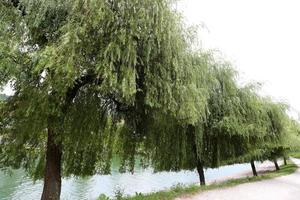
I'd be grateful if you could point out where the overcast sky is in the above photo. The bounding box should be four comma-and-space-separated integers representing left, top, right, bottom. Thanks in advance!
179, 0, 300, 117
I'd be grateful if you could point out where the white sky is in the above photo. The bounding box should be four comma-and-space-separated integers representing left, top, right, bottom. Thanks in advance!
179, 0, 300, 118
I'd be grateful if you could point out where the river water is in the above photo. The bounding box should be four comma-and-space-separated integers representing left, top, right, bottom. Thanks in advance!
0, 163, 251, 200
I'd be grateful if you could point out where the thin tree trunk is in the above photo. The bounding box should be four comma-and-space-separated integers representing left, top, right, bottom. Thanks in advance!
188, 124, 206, 186
274, 159, 280, 171
283, 157, 287, 165
250, 160, 258, 176
197, 161, 206, 186
41, 127, 62, 200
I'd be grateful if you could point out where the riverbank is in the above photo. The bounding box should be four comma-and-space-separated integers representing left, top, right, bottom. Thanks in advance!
178, 158, 300, 200
115, 160, 297, 200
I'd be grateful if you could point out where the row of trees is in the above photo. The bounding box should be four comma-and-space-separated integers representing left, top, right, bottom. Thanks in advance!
139, 60, 300, 185
0, 0, 299, 200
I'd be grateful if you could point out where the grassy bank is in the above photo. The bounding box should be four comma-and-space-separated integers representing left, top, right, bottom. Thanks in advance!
104, 161, 297, 200
290, 152, 300, 159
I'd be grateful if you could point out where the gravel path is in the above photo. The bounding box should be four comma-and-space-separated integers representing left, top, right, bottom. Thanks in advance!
176, 158, 300, 200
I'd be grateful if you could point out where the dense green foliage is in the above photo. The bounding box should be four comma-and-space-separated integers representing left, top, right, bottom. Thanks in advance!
1, 0, 300, 199
139, 55, 300, 184
0, 0, 209, 199
0, 0, 202, 177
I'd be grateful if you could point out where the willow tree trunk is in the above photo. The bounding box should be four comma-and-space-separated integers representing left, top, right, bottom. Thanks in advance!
41, 127, 62, 200
250, 160, 258, 176
274, 159, 280, 171
283, 157, 287, 165
197, 161, 206, 186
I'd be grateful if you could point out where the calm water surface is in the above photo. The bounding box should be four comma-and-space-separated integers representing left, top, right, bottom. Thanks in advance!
0, 163, 251, 200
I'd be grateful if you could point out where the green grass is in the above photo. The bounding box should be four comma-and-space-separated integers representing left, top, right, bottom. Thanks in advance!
290, 152, 300, 159
115, 161, 298, 200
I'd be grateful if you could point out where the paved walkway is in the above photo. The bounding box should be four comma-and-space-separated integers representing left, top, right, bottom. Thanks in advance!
177, 159, 300, 200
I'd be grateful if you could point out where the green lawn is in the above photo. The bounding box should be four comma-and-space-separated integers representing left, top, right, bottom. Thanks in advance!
290, 152, 300, 159
107, 161, 297, 200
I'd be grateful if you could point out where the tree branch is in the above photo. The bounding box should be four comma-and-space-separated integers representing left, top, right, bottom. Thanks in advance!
8, 0, 26, 16
62, 73, 102, 112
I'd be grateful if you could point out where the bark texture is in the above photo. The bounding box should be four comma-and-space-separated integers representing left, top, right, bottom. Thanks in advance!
41, 127, 62, 200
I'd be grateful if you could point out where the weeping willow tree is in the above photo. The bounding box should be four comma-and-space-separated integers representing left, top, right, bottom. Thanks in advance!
192, 63, 245, 185
198, 78, 299, 179
260, 100, 293, 170
237, 99, 292, 172
141, 56, 248, 186
115, 50, 210, 174
227, 87, 275, 176
233, 95, 299, 175
285, 119, 300, 157
140, 54, 300, 186
0, 1, 203, 199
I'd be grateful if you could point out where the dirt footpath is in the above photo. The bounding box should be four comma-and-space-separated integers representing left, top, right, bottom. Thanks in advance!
176, 159, 300, 200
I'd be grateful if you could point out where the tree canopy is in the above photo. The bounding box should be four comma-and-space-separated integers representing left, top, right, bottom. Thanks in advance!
0, 0, 208, 199
139, 56, 300, 185
1, 0, 300, 199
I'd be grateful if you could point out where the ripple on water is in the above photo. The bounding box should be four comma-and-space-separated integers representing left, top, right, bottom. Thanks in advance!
0, 163, 252, 200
